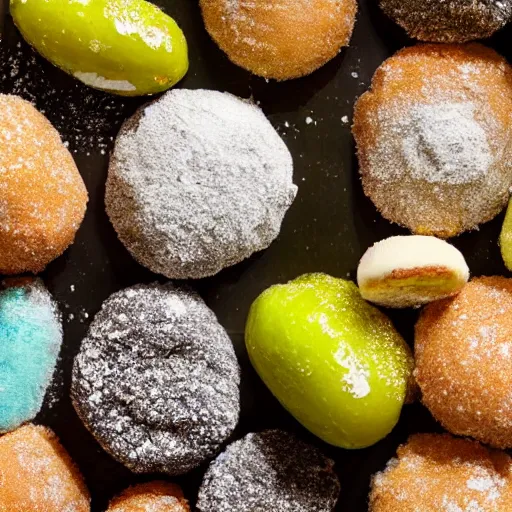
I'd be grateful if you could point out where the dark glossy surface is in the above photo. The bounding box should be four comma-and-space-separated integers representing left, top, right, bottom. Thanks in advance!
0, 1, 510, 510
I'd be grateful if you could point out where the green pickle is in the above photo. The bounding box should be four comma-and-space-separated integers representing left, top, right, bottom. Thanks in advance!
500, 198, 512, 271
10, 0, 188, 96
245, 273, 414, 449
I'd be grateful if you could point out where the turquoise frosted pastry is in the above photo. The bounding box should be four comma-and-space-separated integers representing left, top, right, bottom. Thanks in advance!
0, 279, 62, 432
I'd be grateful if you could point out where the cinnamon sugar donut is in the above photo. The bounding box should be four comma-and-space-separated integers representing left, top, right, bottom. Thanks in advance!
0, 95, 87, 274
353, 44, 512, 238
0, 424, 90, 512
370, 433, 512, 511
415, 276, 512, 448
107, 482, 189, 512
200, 0, 357, 80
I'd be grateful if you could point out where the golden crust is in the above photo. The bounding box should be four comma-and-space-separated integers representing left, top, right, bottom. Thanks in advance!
369, 433, 512, 511
107, 481, 190, 512
415, 276, 512, 448
0, 424, 90, 512
353, 44, 512, 238
200, 0, 357, 80
361, 265, 463, 308
0, 94, 87, 274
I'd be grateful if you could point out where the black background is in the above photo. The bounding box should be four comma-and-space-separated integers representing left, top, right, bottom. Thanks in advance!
0, 1, 510, 510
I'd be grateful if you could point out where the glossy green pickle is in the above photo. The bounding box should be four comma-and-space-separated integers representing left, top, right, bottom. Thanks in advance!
501, 199, 512, 271
245, 273, 414, 449
10, 0, 188, 96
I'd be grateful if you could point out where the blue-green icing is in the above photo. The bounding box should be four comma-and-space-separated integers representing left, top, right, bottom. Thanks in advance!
0, 280, 62, 432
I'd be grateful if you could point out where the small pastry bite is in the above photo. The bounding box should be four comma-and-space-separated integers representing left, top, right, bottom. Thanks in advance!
197, 430, 340, 512
245, 273, 414, 449
353, 44, 512, 238
357, 235, 469, 308
72, 283, 240, 475
106, 89, 297, 279
0, 278, 62, 433
107, 481, 189, 512
0, 94, 87, 273
0, 424, 90, 511
200, 0, 357, 80
379, 0, 512, 43
415, 276, 512, 448
369, 433, 512, 511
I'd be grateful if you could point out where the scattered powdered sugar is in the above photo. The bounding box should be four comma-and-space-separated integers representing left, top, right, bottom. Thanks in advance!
0, 38, 129, 153
105, 89, 297, 280
401, 102, 492, 185
197, 430, 340, 512
71, 282, 240, 475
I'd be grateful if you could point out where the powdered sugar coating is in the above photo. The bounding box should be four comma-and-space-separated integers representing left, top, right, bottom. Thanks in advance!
0, 424, 90, 512
353, 44, 512, 238
369, 433, 512, 511
71, 282, 240, 475
197, 430, 340, 512
200, 0, 357, 80
107, 481, 189, 512
106, 89, 297, 279
380, 0, 512, 43
415, 277, 512, 448
0, 94, 88, 273
0, 278, 62, 433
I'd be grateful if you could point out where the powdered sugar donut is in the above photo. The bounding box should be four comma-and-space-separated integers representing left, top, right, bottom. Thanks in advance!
197, 430, 340, 512
0, 424, 90, 511
353, 44, 512, 238
106, 89, 297, 279
72, 282, 240, 475
357, 235, 469, 308
415, 277, 512, 448
200, 0, 357, 80
369, 433, 512, 511
380, 0, 512, 43
107, 482, 189, 512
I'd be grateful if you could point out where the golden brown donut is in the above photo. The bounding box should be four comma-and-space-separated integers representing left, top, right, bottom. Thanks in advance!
353, 44, 512, 238
107, 481, 190, 512
200, 0, 357, 80
0, 424, 90, 512
0, 94, 88, 274
415, 276, 512, 448
369, 433, 512, 511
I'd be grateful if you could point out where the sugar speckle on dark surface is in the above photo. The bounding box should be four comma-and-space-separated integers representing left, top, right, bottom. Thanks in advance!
0, 31, 133, 153
71, 282, 241, 476
197, 430, 341, 512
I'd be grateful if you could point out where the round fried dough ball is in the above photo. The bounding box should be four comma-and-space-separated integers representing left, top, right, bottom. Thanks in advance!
107, 482, 189, 511
379, 0, 512, 43
0, 424, 90, 512
369, 433, 512, 511
0, 94, 87, 274
353, 44, 512, 238
415, 276, 512, 448
200, 0, 357, 80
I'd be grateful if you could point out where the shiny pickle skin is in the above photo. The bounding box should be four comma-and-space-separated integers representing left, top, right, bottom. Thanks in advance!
245, 273, 414, 449
501, 198, 512, 271
10, 0, 188, 96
